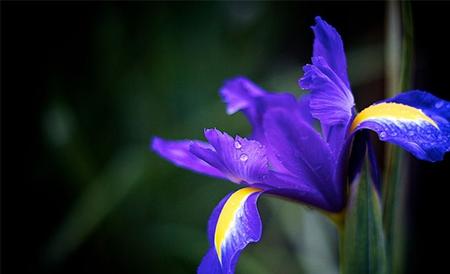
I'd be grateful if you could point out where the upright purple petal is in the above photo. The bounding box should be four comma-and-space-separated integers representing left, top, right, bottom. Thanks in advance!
263, 109, 344, 211
351, 91, 450, 162
220, 77, 314, 143
151, 137, 225, 179
300, 57, 354, 161
300, 17, 355, 157
198, 187, 264, 274
220, 77, 266, 115
312, 16, 350, 88
300, 57, 354, 126
190, 129, 269, 185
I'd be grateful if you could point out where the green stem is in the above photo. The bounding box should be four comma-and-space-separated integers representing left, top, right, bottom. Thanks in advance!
383, 1, 413, 274
399, 1, 414, 91
338, 226, 345, 274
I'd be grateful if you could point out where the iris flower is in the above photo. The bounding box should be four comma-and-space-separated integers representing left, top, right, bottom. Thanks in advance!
151, 17, 450, 274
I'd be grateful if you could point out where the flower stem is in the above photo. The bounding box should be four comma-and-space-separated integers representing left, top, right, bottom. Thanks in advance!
383, 1, 413, 274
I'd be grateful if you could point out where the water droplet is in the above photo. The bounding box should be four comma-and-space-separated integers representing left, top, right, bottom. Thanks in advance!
435, 101, 444, 109
407, 130, 415, 136
391, 131, 397, 137
380, 132, 387, 138
239, 154, 248, 162
234, 141, 242, 149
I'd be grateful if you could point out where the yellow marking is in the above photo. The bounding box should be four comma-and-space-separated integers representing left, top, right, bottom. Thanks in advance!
214, 187, 262, 263
351, 102, 438, 132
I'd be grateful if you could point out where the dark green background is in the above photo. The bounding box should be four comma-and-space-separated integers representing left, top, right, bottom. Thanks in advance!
2, 2, 449, 274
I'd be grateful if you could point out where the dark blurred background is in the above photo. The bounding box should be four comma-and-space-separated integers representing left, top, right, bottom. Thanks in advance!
2, 2, 449, 274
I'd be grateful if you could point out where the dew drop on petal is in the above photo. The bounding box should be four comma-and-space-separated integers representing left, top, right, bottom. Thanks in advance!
435, 101, 444, 109
407, 131, 415, 136
380, 131, 387, 138
234, 141, 242, 149
239, 154, 248, 162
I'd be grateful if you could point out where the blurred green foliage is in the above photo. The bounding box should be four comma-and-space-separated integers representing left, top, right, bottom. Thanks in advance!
7, 2, 385, 274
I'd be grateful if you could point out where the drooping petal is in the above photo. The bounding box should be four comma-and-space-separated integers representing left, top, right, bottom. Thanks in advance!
263, 109, 344, 211
312, 16, 350, 88
198, 187, 264, 274
190, 129, 269, 185
220, 77, 314, 143
351, 91, 450, 162
151, 137, 225, 179
384, 90, 450, 121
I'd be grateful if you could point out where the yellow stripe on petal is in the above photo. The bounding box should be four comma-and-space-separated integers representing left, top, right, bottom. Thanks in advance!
351, 102, 438, 132
214, 187, 262, 262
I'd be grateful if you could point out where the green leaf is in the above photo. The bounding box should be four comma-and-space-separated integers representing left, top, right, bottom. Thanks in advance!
341, 158, 386, 274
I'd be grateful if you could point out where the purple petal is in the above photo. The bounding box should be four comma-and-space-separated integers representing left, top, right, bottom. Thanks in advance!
367, 139, 381, 192
151, 137, 225, 179
190, 129, 269, 185
220, 76, 266, 115
312, 16, 350, 88
198, 187, 264, 274
263, 171, 334, 211
351, 91, 450, 162
263, 109, 343, 210
300, 17, 355, 156
347, 131, 367, 185
345, 131, 381, 192
385, 90, 450, 121
300, 57, 354, 126
297, 93, 315, 125
219, 77, 313, 143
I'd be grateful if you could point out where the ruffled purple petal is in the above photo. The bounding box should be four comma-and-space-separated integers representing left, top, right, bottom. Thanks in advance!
300, 57, 354, 126
351, 91, 450, 162
300, 17, 355, 158
312, 16, 350, 88
190, 129, 269, 185
151, 137, 225, 179
198, 187, 264, 274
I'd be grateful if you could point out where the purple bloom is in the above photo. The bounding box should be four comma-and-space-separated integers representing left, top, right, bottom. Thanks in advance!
151, 16, 450, 274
